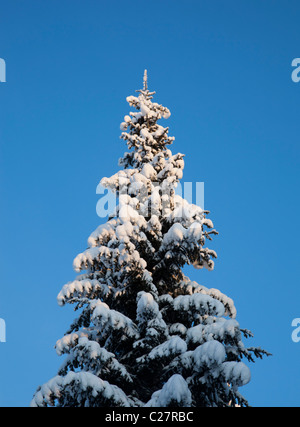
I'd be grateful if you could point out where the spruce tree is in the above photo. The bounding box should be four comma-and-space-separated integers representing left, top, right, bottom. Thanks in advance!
31, 71, 268, 407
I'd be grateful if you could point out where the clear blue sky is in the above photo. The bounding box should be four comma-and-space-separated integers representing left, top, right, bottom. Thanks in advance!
0, 0, 299, 407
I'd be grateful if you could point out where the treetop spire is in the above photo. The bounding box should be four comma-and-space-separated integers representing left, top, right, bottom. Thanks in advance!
136, 69, 155, 99
143, 69, 148, 91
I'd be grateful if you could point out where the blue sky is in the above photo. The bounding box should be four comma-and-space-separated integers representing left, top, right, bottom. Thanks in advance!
0, 0, 299, 407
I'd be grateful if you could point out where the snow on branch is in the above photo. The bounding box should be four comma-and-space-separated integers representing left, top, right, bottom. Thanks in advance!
58, 337, 133, 384
137, 336, 187, 364
145, 374, 192, 407
173, 293, 225, 318
90, 300, 140, 341
30, 371, 135, 407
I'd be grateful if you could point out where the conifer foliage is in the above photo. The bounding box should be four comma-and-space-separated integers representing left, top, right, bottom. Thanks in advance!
32, 72, 268, 407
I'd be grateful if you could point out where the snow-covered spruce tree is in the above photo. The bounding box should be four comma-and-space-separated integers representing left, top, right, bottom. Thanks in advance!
31, 71, 268, 408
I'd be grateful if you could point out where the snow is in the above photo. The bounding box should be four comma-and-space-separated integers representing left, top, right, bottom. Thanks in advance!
31, 371, 133, 407
91, 300, 139, 340
178, 277, 237, 319
146, 375, 192, 407
73, 246, 111, 272
116, 222, 134, 242
193, 340, 226, 370
137, 292, 158, 319
55, 332, 88, 356
88, 220, 118, 248
169, 323, 187, 336
137, 336, 187, 364
58, 337, 133, 384
57, 278, 108, 307
173, 293, 226, 318
221, 362, 251, 387
141, 163, 157, 180
187, 318, 240, 347
119, 204, 140, 223
163, 223, 186, 245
